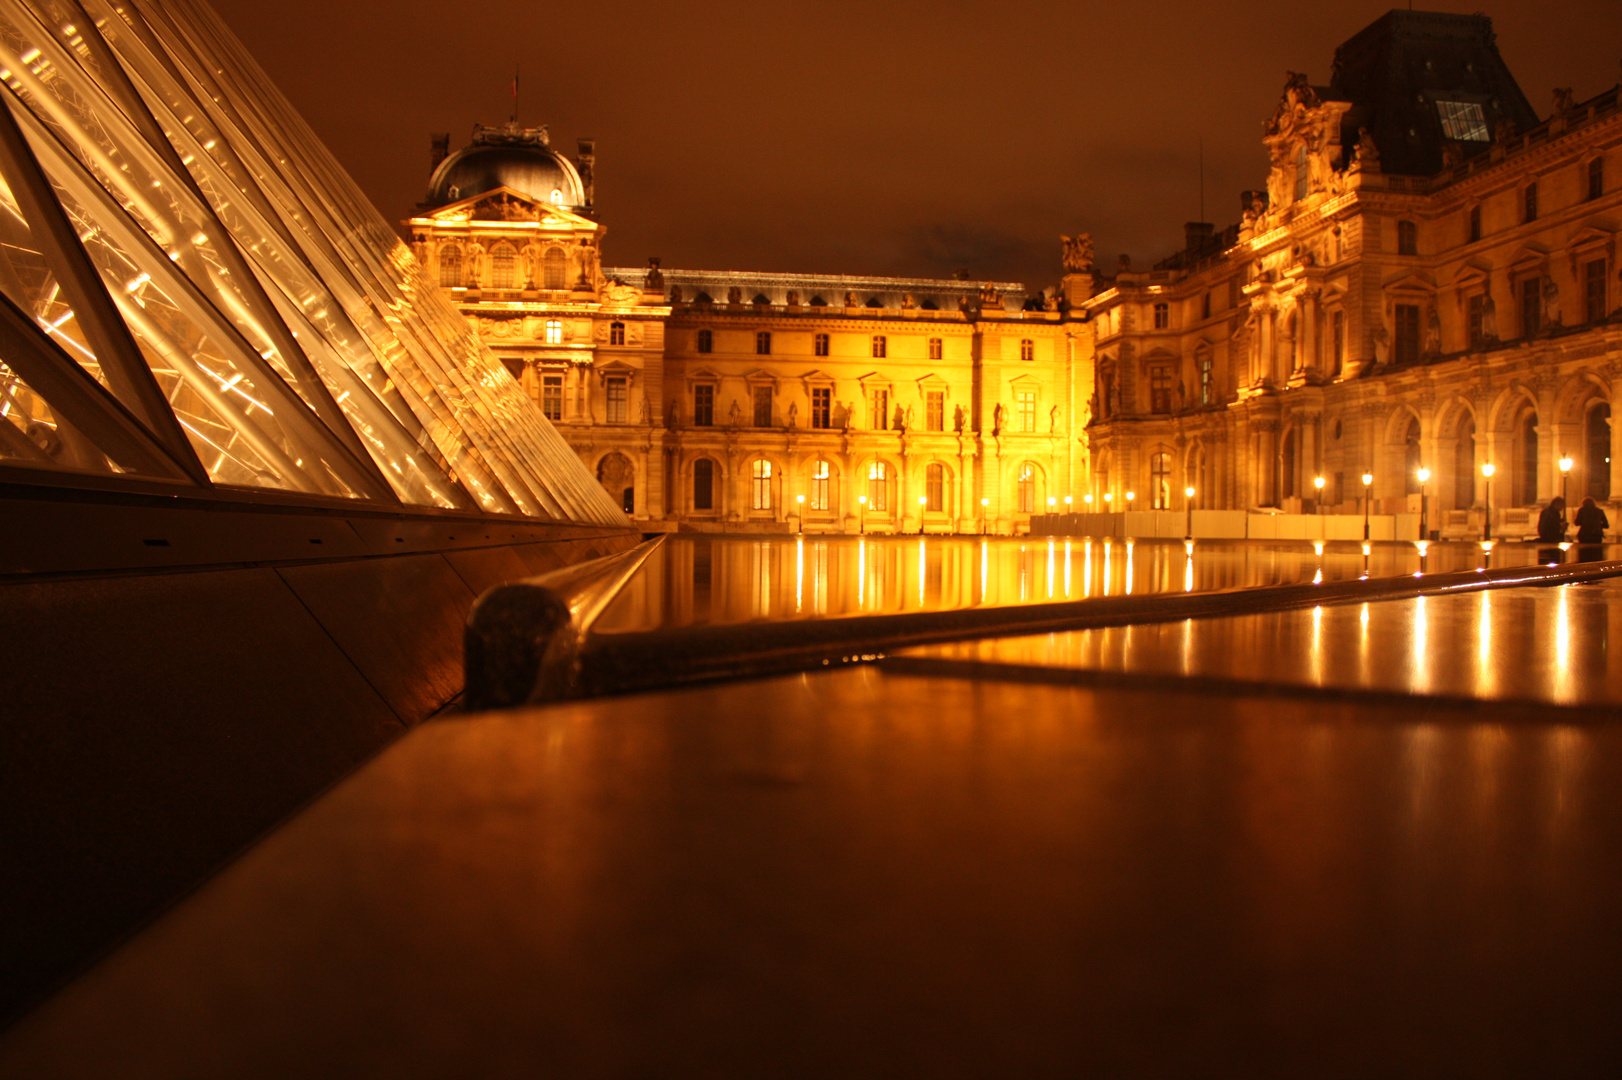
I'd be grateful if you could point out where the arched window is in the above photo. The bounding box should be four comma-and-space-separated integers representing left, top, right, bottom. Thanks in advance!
609, 321, 625, 346
693, 458, 715, 511
1515, 409, 1539, 505
437, 245, 462, 288
1019, 339, 1034, 360
1017, 463, 1037, 513
542, 247, 567, 289
928, 338, 943, 360
751, 459, 772, 510
1151, 452, 1172, 509
925, 463, 945, 512
756, 331, 772, 356
1454, 417, 1477, 509
814, 333, 829, 357
868, 461, 887, 511
1587, 403, 1612, 501
696, 329, 712, 354
871, 335, 887, 358
1404, 417, 1422, 494
1397, 220, 1418, 256
489, 243, 516, 288
810, 459, 831, 510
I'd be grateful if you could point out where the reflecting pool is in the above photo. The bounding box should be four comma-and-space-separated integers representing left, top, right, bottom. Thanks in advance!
595, 535, 1618, 631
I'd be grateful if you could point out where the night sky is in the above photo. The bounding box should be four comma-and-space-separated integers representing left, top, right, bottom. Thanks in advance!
210, 0, 1618, 288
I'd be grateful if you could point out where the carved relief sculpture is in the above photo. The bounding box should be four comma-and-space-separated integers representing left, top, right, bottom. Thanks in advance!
1060, 233, 1096, 273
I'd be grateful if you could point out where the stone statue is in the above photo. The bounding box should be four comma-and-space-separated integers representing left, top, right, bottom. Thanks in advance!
727, 286, 743, 305
980, 283, 1001, 307
644, 257, 664, 292
1441, 142, 1464, 170
1480, 293, 1498, 340
1044, 289, 1060, 312
464, 242, 486, 286
786, 290, 799, 306
1494, 118, 1518, 146
666, 398, 679, 429
1354, 127, 1380, 171
1049, 404, 1060, 433
603, 278, 641, 304
901, 293, 916, 310
728, 399, 741, 427
520, 241, 545, 289
993, 402, 1006, 436
639, 397, 651, 425
953, 404, 966, 433
1544, 276, 1562, 327
904, 404, 915, 431
1553, 87, 1576, 116
1061, 233, 1096, 273
1424, 307, 1442, 356
787, 401, 798, 428
668, 285, 683, 303
845, 291, 857, 307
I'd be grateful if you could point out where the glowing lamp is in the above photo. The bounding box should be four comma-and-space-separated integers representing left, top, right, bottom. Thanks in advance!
1416, 468, 1430, 484
1313, 476, 1325, 490
1361, 473, 1373, 487
1103, 493, 1112, 503
1184, 486, 1195, 499
1048, 497, 1057, 507
796, 494, 805, 504
981, 497, 989, 507
1125, 491, 1135, 502
1559, 457, 1574, 474
919, 495, 928, 506
1065, 495, 1074, 506
1481, 463, 1495, 478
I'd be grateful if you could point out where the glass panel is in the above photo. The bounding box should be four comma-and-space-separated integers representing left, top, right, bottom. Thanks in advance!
0, 357, 114, 472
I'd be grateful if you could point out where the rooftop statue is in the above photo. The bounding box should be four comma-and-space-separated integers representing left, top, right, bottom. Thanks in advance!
1060, 233, 1095, 273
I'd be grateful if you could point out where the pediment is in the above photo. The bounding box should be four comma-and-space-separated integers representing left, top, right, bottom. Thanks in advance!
595, 359, 638, 380
1140, 347, 1179, 365
686, 366, 722, 385
800, 368, 837, 386
1008, 372, 1041, 386
915, 372, 948, 389
1450, 260, 1493, 292
858, 371, 893, 389
420, 185, 598, 231
1569, 224, 1615, 252
1507, 244, 1551, 272
743, 368, 778, 388
1384, 271, 1436, 294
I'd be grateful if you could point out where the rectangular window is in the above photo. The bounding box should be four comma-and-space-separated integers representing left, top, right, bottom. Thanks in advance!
693, 384, 714, 427
1468, 294, 1488, 346
1019, 338, 1035, 360
1153, 302, 1169, 329
925, 464, 944, 513
928, 337, 943, 360
810, 460, 830, 511
544, 319, 563, 345
1149, 365, 1172, 413
609, 322, 625, 345
1397, 220, 1417, 256
810, 387, 831, 429
1525, 183, 1539, 223
814, 333, 829, 356
870, 389, 889, 430
868, 461, 887, 511
1198, 356, 1213, 406
925, 390, 945, 431
753, 385, 772, 427
1590, 157, 1606, 201
751, 460, 771, 511
696, 329, 712, 353
1016, 390, 1036, 432
605, 377, 628, 424
1469, 205, 1482, 243
541, 374, 563, 421
1587, 259, 1608, 323
692, 459, 713, 511
1202, 292, 1212, 320
872, 335, 886, 358
1332, 310, 1344, 373
1523, 277, 1542, 336
1436, 100, 1490, 142
756, 331, 771, 355
1393, 304, 1421, 365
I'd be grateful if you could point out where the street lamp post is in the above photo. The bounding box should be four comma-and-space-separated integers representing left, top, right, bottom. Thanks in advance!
1361, 473, 1374, 541
796, 493, 805, 535
1416, 467, 1430, 541
1559, 456, 1574, 517
1184, 486, 1196, 540
857, 494, 867, 535
1481, 462, 1495, 540
1313, 475, 1325, 515
918, 494, 928, 536
980, 496, 989, 536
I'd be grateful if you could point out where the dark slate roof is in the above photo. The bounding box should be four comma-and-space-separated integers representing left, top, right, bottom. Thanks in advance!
1328, 10, 1539, 177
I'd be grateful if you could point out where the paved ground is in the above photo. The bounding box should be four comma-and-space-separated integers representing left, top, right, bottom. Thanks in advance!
4, 578, 1622, 1077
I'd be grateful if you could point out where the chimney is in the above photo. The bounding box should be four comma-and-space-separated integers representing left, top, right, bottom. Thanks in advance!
429, 133, 449, 173
576, 138, 596, 206
1184, 221, 1215, 252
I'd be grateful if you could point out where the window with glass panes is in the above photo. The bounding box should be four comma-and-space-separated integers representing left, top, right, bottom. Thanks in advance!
1525, 183, 1539, 223
605, 377, 628, 423
925, 464, 944, 512
1149, 366, 1172, 413
810, 387, 831, 428
928, 338, 943, 360
870, 389, 889, 430
1587, 260, 1608, 323
925, 390, 945, 431
1469, 205, 1482, 242
1016, 391, 1036, 432
542, 373, 563, 421
544, 319, 563, 344
871, 335, 886, 358
1590, 157, 1606, 201
693, 384, 714, 426
1198, 355, 1213, 406
1397, 221, 1417, 256
814, 333, 829, 356
1332, 310, 1344, 373
1468, 294, 1488, 345
438, 246, 462, 287
1153, 303, 1169, 329
1393, 305, 1421, 364
756, 331, 771, 355
609, 322, 625, 345
692, 458, 714, 510
868, 461, 887, 510
751, 459, 771, 510
810, 460, 830, 510
697, 329, 712, 353
1523, 278, 1543, 336
1020, 338, 1035, 360
1151, 452, 1172, 509
490, 244, 515, 288
1017, 464, 1036, 513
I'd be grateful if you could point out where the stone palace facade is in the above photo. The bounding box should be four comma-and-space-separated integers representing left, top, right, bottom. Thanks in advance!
410, 9, 1620, 537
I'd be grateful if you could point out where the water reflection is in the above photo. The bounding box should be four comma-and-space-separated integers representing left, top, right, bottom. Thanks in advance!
597, 536, 1614, 632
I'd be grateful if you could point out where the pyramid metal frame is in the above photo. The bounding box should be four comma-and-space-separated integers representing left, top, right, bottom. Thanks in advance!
0, 0, 627, 527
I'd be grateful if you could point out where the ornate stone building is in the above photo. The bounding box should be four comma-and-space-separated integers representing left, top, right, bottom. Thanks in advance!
409, 125, 1089, 533
1081, 10, 1622, 538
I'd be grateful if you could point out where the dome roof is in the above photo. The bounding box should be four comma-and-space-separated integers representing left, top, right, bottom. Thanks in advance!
427, 124, 586, 208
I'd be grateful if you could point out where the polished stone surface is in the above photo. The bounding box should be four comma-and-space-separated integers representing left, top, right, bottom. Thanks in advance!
596, 535, 1617, 631
893, 578, 1622, 711
4, 664, 1622, 1077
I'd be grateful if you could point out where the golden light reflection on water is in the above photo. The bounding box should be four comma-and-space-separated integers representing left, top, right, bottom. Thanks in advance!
596, 535, 1601, 631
